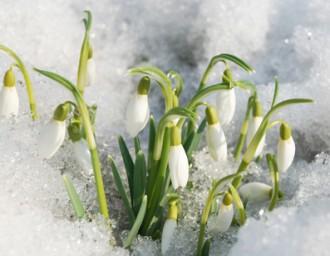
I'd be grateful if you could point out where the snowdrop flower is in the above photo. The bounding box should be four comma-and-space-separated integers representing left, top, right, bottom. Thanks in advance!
205, 106, 227, 161
276, 123, 295, 173
208, 193, 234, 233
239, 182, 272, 203
39, 103, 70, 159
0, 67, 19, 118
216, 69, 236, 125
68, 122, 93, 176
86, 47, 95, 87
125, 76, 150, 137
161, 201, 178, 255
169, 126, 189, 190
246, 100, 266, 158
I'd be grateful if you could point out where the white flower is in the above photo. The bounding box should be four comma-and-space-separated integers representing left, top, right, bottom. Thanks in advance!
39, 119, 66, 159
125, 93, 149, 137
169, 144, 189, 189
239, 182, 272, 203
161, 219, 177, 255
0, 68, 19, 118
73, 139, 93, 176
86, 58, 95, 87
276, 124, 295, 173
246, 116, 266, 157
206, 123, 227, 161
0, 86, 19, 118
216, 88, 236, 125
208, 203, 234, 234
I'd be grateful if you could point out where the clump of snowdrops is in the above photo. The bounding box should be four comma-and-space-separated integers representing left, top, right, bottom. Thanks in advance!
0, 10, 313, 255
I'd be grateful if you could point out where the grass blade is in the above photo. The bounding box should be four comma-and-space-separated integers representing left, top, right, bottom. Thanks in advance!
124, 195, 148, 248
118, 136, 134, 200
133, 150, 147, 215
109, 156, 135, 224
62, 175, 85, 219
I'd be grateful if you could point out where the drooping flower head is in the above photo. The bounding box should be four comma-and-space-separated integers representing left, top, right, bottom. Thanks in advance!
161, 200, 178, 255
276, 123, 295, 173
168, 125, 189, 190
205, 106, 227, 161
126, 76, 151, 137
39, 103, 71, 159
0, 67, 19, 118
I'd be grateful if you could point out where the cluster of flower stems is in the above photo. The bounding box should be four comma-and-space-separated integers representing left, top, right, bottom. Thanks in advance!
0, 11, 313, 256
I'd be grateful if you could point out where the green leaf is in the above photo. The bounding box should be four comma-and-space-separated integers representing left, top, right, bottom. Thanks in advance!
229, 184, 246, 225
133, 151, 147, 215
201, 239, 211, 256
62, 175, 85, 219
118, 136, 135, 201
147, 115, 156, 169
184, 118, 207, 160
124, 195, 148, 248
271, 78, 279, 107
266, 154, 280, 211
108, 156, 135, 224
134, 136, 142, 155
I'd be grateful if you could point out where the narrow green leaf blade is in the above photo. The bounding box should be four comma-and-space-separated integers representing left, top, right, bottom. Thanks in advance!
62, 175, 85, 219
134, 136, 141, 155
118, 136, 135, 201
133, 151, 147, 214
184, 118, 207, 160
124, 195, 148, 248
109, 156, 135, 224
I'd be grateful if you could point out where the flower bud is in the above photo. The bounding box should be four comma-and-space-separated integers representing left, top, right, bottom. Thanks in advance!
205, 106, 227, 161
215, 87, 236, 126
246, 100, 265, 158
0, 68, 19, 118
208, 193, 234, 233
38, 104, 70, 159
125, 76, 150, 137
161, 201, 178, 255
169, 126, 189, 190
276, 123, 295, 173
239, 182, 272, 203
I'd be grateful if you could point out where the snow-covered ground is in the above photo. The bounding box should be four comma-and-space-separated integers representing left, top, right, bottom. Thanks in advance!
0, 0, 330, 255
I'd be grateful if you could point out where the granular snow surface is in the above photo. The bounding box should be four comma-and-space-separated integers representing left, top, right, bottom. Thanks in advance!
0, 0, 330, 255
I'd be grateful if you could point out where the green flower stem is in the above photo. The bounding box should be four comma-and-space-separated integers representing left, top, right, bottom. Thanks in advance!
267, 154, 280, 211
233, 96, 255, 160
34, 68, 109, 219
0, 44, 38, 120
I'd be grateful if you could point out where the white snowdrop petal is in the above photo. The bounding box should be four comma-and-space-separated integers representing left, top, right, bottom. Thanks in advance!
161, 219, 177, 255
0, 87, 19, 118
209, 203, 234, 233
73, 139, 93, 176
246, 116, 266, 157
39, 120, 66, 159
216, 88, 236, 125
206, 123, 227, 161
239, 182, 272, 203
125, 94, 150, 137
277, 136, 295, 173
86, 58, 96, 87
169, 145, 189, 189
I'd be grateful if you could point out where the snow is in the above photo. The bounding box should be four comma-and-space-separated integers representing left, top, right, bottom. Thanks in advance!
0, 0, 330, 255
